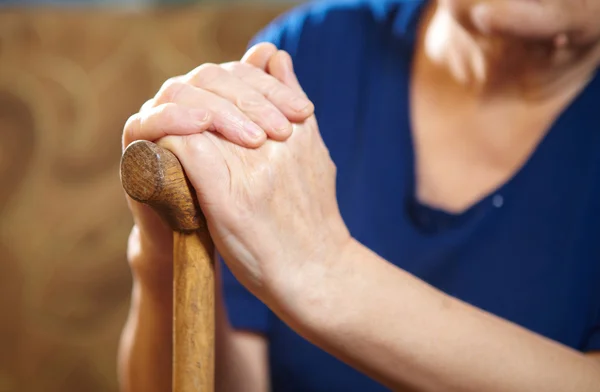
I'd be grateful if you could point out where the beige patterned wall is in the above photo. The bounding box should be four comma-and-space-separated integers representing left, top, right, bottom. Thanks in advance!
0, 5, 288, 392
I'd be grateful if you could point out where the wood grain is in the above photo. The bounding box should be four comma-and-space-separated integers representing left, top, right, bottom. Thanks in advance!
173, 230, 215, 392
121, 140, 215, 392
121, 140, 206, 233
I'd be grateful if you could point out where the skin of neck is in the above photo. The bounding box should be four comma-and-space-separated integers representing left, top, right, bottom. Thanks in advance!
423, 3, 600, 101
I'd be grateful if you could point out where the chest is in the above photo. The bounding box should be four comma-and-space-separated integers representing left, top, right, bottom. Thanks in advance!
281, 37, 600, 392
409, 66, 574, 214
303, 40, 600, 346
268, 157, 600, 390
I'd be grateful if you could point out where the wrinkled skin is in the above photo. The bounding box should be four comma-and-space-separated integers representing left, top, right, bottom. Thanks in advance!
122, 0, 600, 303
157, 55, 351, 302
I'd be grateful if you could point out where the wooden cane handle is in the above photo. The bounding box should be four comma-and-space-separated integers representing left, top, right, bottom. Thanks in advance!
120, 140, 215, 392
120, 139, 206, 232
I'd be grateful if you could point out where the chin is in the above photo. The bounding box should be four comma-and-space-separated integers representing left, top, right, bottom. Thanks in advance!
437, 0, 486, 31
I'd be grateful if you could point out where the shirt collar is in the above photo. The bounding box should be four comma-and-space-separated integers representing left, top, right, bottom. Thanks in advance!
392, 0, 428, 43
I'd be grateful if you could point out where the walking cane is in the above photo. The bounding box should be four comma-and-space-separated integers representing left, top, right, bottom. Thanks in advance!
120, 140, 215, 392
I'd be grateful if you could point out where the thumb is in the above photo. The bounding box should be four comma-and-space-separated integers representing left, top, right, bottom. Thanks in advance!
471, 1, 568, 41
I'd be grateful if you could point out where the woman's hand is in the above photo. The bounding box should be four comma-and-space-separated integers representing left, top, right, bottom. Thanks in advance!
119, 44, 305, 392
122, 43, 315, 287
122, 43, 314, 151
468, 0, 600, 46
158, 50, 352, 310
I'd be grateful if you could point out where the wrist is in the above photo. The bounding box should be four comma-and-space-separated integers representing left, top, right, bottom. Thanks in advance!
267, 235, 361, 334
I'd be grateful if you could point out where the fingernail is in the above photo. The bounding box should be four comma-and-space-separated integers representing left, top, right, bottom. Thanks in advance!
190, 108, 210, 125
270, 111, 290, 133
244, 121, 264, 140
290, 96, 312, 112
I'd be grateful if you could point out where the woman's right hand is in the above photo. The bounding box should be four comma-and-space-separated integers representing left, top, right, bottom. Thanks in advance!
122, 43, 315, 290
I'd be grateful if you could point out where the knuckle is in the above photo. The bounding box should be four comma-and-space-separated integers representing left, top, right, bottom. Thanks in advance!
328, 158, 337, 176
153, 103, 179, 129
235, 93, 265, 112
263, 81, 287, 102
180, 134, 207, 156
157, 78, 187, 103
140, 98, 155, 112
123, 113, 141, 147
228, 60, 272, 86
190, 63, 224, 86
220, 61, 240, 72
219, 61, 234, 72
226, 61, 251, 75
123, 112, 139, 133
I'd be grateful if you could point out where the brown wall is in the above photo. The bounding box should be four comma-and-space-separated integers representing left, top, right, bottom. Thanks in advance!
0, 5, 289, 392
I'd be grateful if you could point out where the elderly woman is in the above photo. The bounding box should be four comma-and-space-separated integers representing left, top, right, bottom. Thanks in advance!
118, 0, 600, 391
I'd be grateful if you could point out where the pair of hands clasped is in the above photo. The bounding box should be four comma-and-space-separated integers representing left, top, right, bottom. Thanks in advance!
123, 0, 600, 306
123, 43, 350, 305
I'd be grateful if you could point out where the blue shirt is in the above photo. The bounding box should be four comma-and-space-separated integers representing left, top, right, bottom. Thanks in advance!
220, 1, 600, 390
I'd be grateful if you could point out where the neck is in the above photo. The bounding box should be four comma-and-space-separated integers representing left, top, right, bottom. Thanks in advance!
423, 5, 600, 101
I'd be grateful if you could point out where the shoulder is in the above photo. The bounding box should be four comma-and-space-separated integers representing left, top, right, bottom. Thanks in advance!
247, 0, 423, 166
248, 0, 424, 104
249, 0, 424, 54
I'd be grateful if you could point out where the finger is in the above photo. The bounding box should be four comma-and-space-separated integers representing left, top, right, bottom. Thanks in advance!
140, 98, 155, 113
122, 103, 212, 150
158, 133, 231, 218
186, 63, 293, 141
241, 42, 279, 70
243, 45, 313, 116
153, 79, 267, 148
222, 61, 313, 123
141, 75, 187, 113
470, 2, 568, 41
267, 50, 307, 96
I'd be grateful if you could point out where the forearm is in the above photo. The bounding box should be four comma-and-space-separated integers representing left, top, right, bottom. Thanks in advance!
215, 266, 270, 392
118, 279, 172, 392
118, 260, 269, 392
276, 239, 600, 392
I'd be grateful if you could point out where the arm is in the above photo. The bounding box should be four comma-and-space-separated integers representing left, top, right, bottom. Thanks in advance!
152, 52, 600, 390
215, 261, 270, 392
274, 238, 600, 392
117, 274, 171, 392
118, 37, 314, 392
117, 251, 269, 392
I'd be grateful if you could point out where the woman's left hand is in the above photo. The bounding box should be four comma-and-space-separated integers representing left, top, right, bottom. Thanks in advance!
159, 51, 351, 308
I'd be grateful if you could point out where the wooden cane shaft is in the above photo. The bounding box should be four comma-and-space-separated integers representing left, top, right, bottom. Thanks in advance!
173, 230, 215, 392
120, 140, 214, 392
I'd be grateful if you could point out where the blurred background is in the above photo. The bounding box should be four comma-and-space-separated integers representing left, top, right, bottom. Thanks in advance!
0, 0, 295, 391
